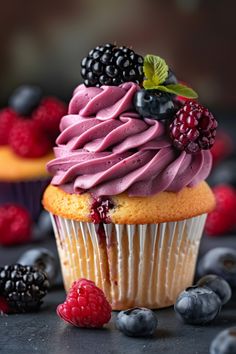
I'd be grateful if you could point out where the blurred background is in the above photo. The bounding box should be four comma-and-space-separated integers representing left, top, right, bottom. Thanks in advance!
0, 0, 236, 276
0, 0, 236, 112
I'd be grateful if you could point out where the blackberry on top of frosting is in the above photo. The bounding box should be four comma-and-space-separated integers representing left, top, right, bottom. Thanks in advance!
79, 44, 217, 155
81, 43, 144, 87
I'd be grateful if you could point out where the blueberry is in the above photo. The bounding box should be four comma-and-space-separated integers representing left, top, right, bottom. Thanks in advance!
197, 275, 232, 305
208, 156, 236, 188
9, 85, 42, 116
17, 248, 58, 285
174, 286, 221, 325
163, 69, 178, 85
210, 327, 236, 354
116, 307, 158, 337
133, 89, 175, 120
198, 248, 236, 287
37, 211, 52, 235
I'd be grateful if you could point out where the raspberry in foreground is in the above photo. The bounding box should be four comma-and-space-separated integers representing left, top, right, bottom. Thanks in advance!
0, 204, 32, 246
205, 185, 236, 236
0, 108, 18, 145
33, 97, 67, 138
169, 100, 218, 153
9, 119, 51, 158
57, 278, 112, 328
0, 264, 49, 313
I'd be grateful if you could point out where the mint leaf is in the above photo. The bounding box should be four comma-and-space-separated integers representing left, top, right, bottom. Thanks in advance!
143, 55, 168, 89
156, 84, 198, 98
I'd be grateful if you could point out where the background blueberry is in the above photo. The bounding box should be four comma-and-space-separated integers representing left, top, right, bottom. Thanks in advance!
35, 212, 52, 237
9, 85, 43, 116
174, 286, 221, 325
17, 248, 58, 286
197, 275, 232, 305
208, 156, 236, 188
133, 89, 175, 120
116, 307, 158, 337
198, 248, 236, 287
210, 327, 236, 354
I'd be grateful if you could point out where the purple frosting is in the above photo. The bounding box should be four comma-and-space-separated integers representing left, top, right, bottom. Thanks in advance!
47, 82, 212, 197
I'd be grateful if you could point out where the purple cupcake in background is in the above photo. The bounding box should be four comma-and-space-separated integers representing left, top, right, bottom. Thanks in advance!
0, 85, 67, 223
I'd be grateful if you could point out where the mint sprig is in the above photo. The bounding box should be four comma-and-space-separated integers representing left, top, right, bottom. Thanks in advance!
143, 54, 198, 99
143, 55, 168, 88
156, 84, 198, 99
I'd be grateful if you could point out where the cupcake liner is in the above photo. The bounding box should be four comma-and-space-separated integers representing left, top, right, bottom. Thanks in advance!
50, 214, 207, 310
0, 179, 50, 222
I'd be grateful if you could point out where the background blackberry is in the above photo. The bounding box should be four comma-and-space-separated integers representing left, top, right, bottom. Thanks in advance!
81, 44, 144, 87
0, 264, 49, 312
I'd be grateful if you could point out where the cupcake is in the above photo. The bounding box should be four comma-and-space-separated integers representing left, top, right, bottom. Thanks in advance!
0, 85, 66, 222
43, 44, 216, 310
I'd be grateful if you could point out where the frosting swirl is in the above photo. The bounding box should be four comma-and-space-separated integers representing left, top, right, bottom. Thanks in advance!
47, 82, 212, 197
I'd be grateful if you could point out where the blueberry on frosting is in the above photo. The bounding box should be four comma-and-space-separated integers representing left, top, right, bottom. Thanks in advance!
133, 90, 175, 120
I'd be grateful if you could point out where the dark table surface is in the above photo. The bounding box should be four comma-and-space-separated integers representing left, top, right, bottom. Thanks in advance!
0, 233, 236, 354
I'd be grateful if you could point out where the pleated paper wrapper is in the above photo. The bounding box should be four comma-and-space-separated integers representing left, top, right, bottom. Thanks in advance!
50, 213, 207, 310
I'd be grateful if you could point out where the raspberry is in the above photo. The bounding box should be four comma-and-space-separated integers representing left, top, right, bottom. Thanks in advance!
210, 131, 233, 166
57, 278, 112, 328
0, 204, 32, 246
33, 97, 67, 139
90, 197, 114, 224
8, 119, 51, 158
205, 185, 236, 236
169, 101, 218, 153
0, 296, 10, 314
0, 108, 18, 145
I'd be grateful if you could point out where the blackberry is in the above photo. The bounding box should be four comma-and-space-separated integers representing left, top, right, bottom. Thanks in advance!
0, 264, 49, 313
169, 100, 218, 153
81, 43, 144, 87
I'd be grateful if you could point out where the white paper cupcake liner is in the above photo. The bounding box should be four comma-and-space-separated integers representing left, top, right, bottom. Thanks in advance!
50, 214, 207, 310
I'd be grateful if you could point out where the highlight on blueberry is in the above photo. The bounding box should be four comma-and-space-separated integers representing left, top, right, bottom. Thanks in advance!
116, 307, 158, 337
210, 327, 236, 354
8, 85, 43, 116
174, 286, 221, 325
197, 274, 232, 305
17, 248, 58, 286
198, 248, 236, 287
133, 89, 175, 120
